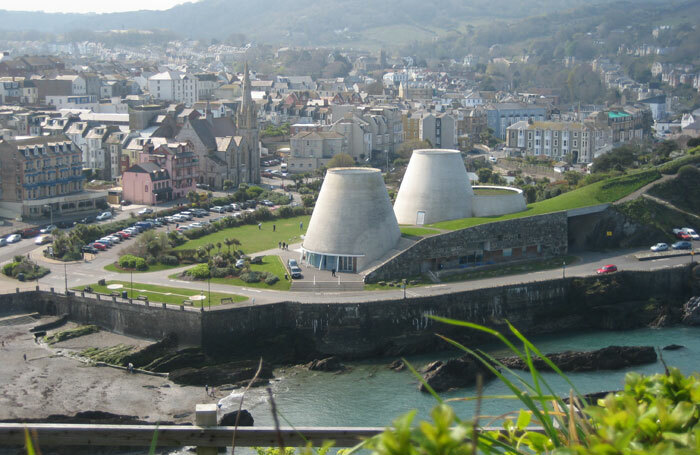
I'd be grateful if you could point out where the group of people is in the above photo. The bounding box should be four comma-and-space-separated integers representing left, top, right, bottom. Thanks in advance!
204, 384, 216, 398
278, 242, 289, 250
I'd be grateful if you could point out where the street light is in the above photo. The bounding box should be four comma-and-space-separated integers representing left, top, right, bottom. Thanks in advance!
562, 261, 566, 279
208, 274, 211, 310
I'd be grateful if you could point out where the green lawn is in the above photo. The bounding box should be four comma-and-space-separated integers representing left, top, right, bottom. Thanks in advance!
103, 263, 182, 274
400, 227, 440, 237
73, 280, 248, 307
430, 170, 660, 230
171, 255, 292, 291
473, 188, 518, 195
174, 215, 310, 254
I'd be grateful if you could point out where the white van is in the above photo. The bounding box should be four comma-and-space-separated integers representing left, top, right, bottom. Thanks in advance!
280, 162, 288, 171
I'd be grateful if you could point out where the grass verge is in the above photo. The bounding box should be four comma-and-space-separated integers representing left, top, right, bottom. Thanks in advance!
73, 281, 248, 306
173, 215, 310, 254
104, 263, 182, 274
430, 170, 660, 230
400, 226, 440, 237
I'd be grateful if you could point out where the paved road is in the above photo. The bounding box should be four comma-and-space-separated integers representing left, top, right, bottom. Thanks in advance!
4, 229, 696, 306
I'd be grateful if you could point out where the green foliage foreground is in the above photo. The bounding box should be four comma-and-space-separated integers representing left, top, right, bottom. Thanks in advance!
356, 319, 700, 455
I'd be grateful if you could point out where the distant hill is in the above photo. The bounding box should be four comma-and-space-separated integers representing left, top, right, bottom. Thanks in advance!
0, 0, 615, 46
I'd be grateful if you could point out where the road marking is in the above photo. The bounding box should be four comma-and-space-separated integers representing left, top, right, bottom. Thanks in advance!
242, 288, 262, 293
427, 284, 446, 288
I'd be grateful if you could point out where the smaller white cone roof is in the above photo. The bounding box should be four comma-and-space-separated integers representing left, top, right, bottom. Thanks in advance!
394, 149, 473, 225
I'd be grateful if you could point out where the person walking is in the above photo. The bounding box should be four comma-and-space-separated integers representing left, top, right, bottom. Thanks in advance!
331, 268, 336, 277
205, 385, 209, 397
299, 221, 303, 230
258, 223, 262, 230
278, 241, 282, 249
273, 224, 276, 232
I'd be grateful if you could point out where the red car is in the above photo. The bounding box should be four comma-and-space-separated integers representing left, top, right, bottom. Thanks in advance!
116, 231, 131, 239
21, 227, 40, 238
89, 242, 107, 251
677, 232, 692, 240
596, 264, 618, 274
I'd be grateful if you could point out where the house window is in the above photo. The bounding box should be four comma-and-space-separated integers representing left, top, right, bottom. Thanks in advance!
573, 140, 578, 147
503, 248, 512, 257
145, 185, 149, 192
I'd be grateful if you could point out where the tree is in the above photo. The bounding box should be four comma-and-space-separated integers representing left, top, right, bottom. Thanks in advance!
187, 191, 200, 205
224, 237, 240, 254
326, 153, 355, 169
204, 243, 215, 259
222, 180, 235, 191
477, 168, 493, 183
216, 242, 222, 254
396, 140, 432, 159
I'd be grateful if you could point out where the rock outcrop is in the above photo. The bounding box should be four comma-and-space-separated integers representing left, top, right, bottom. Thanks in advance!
305, 356, 344, 372
662, 344, 685, 351
499, 346, 657, 372
219, 409, 254, 426
681, 296, 700, 325
419, 355, 494, 393
169, 360, 273, 387
388, 359, 406, 371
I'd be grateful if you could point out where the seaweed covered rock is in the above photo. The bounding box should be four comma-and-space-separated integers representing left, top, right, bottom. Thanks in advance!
499, 346, 657, 372
419, 355, 495, 393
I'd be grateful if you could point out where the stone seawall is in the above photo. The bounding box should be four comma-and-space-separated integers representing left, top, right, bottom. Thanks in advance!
0, 265, 694, 359
0, 291, 202, 346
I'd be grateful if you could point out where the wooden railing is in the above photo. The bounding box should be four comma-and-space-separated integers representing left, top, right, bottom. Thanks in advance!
0, 424, 382, 449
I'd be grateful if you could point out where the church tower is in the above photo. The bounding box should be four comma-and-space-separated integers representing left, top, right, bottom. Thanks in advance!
237, 61, 260, 184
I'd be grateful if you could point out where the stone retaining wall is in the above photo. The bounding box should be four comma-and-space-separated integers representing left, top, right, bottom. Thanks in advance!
364, 211, 568, 283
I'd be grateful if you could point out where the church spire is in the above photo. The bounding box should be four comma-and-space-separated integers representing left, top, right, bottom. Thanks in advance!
238, 61, 256, 130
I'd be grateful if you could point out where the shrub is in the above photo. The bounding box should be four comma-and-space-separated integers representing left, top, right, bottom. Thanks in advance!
2, 262, 17, 277
658, 151, 700, 174
118, 254, 147, 270
187, 264, 210, 280
158, 254, 179, 266
240, 271, 261, 283
210, 267, 230, 278
264, 275, 279, 285
146, 255, 157, 266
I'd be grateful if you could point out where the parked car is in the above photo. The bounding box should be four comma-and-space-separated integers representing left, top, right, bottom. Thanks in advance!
138, 208, 153, 215
79, 216, 95, 224
289, 266, 303, 279
116, 231, 131, 239
261, 171, 274, 178
235, 258, 246, 268
596, 264, 618, 274
210, 206, 226, 214
0, 238, 6, 247
21, 227, 40, 238
262, 200, 274, 207
672, 241, 692, 250
89, 242, 107, 251
178, 211, 193, 220
81, 245, 99, 254
288, 259, 299, 268
40, 224, 57, 234
94, 239, 112, 248
56, 221, 74, 229
120, 200, 131, 206
35, 235, 52, 245
682, 228, 700, 240
650, 243, 669, 252
6, 234, 21, 243
96, 211, 112, 221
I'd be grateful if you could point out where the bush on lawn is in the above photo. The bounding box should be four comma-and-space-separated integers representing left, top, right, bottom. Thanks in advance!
187, 263, 210, 279
118, 254, 147, 271
2, 257, 50, 281
264, 275, 279, 285
240, 271, 261, 283
210, 266, 230, 278
158, 254, 179, 266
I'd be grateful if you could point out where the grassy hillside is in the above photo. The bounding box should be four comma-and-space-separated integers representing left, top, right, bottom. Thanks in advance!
648, 165, 700, 215
430, 170, 660, 231
0, 0, 614, 44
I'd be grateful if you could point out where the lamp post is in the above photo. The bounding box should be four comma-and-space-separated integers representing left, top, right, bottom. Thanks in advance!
562, 261, 566, 279
208, 274, 211, 310
64, 263, 68, 294
130, 269, 133, 299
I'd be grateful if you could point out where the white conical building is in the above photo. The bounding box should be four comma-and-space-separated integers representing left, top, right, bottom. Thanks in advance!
302, 168, 400, 273
393, 149, 474, 225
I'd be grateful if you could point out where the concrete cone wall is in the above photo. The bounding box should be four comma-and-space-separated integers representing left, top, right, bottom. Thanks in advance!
393, 149, 473, 225
302, 167, 401, 271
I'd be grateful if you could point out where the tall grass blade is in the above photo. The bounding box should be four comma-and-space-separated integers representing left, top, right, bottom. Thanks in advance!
148, 424, 159, 455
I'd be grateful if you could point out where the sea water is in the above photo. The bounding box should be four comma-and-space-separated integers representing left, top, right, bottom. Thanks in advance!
241, 326, 700, 427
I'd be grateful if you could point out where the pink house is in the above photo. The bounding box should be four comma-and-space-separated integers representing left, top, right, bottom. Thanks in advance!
121, 162, 171, 205
141, 141, 198, 200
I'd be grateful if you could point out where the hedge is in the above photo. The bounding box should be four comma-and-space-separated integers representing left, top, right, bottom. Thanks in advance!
118, 254, 147, 271
658, 147, 700, 175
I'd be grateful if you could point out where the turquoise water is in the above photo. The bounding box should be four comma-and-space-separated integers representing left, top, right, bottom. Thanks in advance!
239, 326, 700, 427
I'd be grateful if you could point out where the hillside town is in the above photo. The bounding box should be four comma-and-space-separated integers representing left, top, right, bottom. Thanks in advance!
1, 1, 700, 453
0, 20, 699, 221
